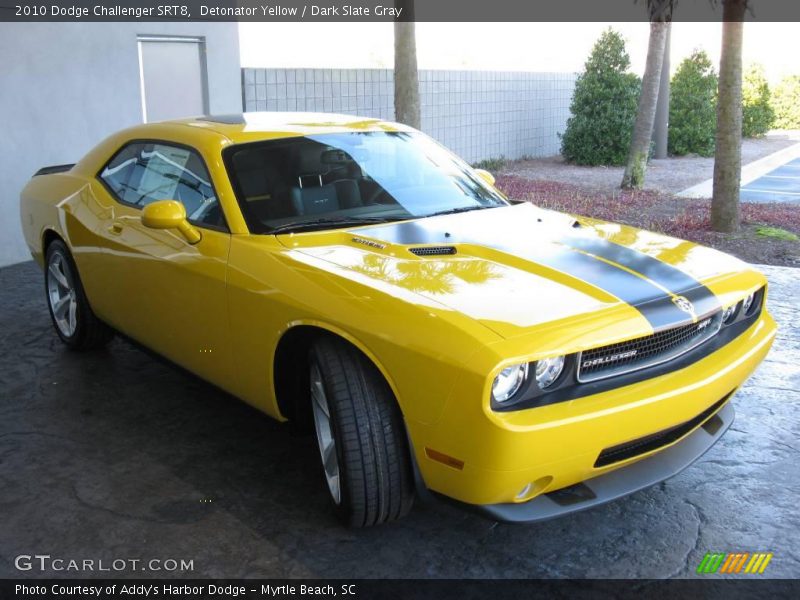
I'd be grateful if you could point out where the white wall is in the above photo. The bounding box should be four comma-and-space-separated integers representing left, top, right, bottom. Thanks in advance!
243, 68, 576, 163
0, 22, 242, 267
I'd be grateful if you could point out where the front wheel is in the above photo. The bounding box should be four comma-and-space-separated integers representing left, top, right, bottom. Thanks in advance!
309, 338, 414, 527
45, 239, 113, 351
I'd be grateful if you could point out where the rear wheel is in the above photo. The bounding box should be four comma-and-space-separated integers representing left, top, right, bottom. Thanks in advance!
309, 337, 414, 527
45, 239, 113, 351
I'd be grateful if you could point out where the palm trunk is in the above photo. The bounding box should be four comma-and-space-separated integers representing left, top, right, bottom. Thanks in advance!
393, 1, 420, 129
652, 24, 671, 159
711, 0, 746, 232
621, 21, 669, 189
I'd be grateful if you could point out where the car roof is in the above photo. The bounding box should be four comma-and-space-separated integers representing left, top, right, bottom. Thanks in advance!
75, 112, 417, 178
171, 112, 412, 143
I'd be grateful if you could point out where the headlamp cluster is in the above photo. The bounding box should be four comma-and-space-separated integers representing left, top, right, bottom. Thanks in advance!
491, 287, 764, 410
492, 355, 566, 405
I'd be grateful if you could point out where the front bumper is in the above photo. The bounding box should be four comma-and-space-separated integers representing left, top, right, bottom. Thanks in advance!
407, 311, 776, 508
475, 398, 734, 522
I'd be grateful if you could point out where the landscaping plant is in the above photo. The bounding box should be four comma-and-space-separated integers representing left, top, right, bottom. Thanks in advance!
742, 63, 775, 138
560, 29, 640, 166
668, 50, 718, 156
771, 75, 800, 130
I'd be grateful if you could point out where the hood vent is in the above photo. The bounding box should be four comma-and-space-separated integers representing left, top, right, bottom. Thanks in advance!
409, 246, 457, 257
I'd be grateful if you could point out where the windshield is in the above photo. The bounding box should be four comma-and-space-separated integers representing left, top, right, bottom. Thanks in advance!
223, 131, 508, 233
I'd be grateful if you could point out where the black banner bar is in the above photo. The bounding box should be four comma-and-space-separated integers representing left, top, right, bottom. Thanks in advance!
1, 0, 800, 23
3, 579, 800, 600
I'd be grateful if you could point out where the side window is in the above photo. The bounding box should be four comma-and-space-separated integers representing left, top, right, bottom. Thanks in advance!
99, 142, 225, 229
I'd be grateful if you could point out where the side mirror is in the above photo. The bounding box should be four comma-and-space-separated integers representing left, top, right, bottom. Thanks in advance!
474, 168, 496, 187
141, 200, 201, 244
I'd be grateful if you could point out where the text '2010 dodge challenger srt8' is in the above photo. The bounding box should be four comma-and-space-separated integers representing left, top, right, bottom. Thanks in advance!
20, 113, 776, 527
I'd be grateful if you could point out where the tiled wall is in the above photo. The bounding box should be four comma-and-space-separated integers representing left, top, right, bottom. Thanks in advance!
242, 68, 577, 163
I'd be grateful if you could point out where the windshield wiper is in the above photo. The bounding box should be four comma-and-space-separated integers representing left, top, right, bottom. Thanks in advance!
269, 215, 410, 235
425, 205, 498, 218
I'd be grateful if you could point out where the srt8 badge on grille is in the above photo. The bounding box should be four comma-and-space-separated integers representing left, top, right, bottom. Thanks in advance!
697, 318, 712, 331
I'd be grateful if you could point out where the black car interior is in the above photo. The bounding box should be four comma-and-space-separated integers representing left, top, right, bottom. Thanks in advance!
225, 132, 510, 234
231, 139, 389, 226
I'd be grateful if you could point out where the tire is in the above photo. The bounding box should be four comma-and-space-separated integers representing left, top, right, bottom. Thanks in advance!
45, 239, 114, 351
309, 337, 414, 527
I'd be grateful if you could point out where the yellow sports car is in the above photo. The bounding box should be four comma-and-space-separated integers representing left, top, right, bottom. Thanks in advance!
20, 113, 776, 527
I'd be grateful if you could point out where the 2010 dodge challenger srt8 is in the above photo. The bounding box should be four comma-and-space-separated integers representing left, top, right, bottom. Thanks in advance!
20, 113, 776, 527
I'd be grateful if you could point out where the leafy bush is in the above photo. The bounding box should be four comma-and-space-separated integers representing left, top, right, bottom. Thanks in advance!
560, 29, 641, 166
669, 50, 718, 156
742, 64, 775, 137
472, 156, 507, 171
771, 75, 800, 130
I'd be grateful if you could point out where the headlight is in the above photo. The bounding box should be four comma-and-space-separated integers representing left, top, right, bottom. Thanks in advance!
492, 363, 528, 403
535, 355, 565, 389
743, 292, 755, 315
722, 303, 737, 324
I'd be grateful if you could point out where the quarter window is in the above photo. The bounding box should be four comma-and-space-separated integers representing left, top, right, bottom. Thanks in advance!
99, 142, 225, 228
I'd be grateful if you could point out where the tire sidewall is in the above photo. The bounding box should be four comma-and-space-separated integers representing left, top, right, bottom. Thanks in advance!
308, 347, 357, 523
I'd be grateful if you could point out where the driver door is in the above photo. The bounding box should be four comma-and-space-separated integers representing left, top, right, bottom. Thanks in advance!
88, 141, 234, 389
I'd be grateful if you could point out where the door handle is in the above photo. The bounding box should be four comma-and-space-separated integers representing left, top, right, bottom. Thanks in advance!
108, 221, 124, 235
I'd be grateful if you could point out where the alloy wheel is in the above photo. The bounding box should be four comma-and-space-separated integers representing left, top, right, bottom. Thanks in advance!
310, 361, 342, 505
46, 252, 78, 337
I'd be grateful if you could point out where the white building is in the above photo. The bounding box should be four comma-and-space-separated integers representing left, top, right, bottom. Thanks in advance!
0, 23, 242, 267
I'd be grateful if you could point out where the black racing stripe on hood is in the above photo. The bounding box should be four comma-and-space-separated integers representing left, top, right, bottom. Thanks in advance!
561, 236, 720, 318
352, 218, 711, 331
507, 245, 700, 331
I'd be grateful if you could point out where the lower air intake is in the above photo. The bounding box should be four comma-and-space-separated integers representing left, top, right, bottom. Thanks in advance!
594, 392, 732, 468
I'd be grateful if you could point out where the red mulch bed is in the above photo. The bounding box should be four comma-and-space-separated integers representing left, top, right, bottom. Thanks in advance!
496, 175, 800, 267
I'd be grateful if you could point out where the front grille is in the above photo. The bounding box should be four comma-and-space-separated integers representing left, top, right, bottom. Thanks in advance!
577, 312, 722, 383
408, 246, 457, 256
594, 393, 732, 467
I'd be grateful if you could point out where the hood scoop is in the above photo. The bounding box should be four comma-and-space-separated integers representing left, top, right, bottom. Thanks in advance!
409, 246, 457, 257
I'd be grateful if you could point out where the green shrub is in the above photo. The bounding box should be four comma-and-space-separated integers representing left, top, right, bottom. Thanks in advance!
472, 156, 507, 171
755, 225, 799, 241
669, 50, 718, 156
771, 75, 800, 130
742, 64, 775, 137
560, 29, 641, 166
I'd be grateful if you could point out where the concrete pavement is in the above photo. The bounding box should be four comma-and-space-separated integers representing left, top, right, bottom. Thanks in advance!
1, 261, 798, 579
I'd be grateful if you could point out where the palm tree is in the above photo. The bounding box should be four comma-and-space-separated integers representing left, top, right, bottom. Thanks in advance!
393, 1, 420, 129
711, 0, 748, 232
621, 1, 673, 189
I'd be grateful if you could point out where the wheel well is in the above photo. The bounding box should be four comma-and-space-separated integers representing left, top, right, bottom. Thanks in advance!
42, 229, 63, 254
273, 326, 320, 427
273, 326, 398, 428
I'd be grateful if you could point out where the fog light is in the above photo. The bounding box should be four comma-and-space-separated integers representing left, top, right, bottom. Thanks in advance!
513, 476, 553, 502
516, 483, 532, 500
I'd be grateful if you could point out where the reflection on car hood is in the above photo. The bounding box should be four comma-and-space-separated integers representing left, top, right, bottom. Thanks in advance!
279, 203, 752, 341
